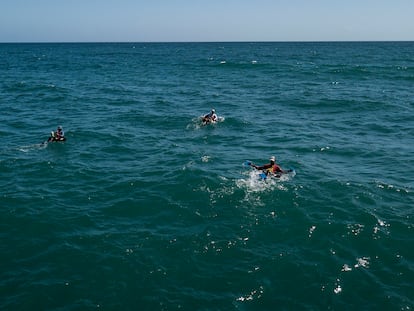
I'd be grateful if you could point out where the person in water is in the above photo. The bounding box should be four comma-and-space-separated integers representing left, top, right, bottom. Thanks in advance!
48, 126, 65, 142
250, 156, 291, 176
56, 126, 64, 140
202, 109, 217, 124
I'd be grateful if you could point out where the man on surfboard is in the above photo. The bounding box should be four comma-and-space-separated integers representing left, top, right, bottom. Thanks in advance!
48, 126, 65, 142
202, 108, 217, 125
56, 126, 65, 140
249, 156, 291, 177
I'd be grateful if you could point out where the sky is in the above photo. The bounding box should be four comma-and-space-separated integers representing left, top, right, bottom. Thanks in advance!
1, 0, 413, 42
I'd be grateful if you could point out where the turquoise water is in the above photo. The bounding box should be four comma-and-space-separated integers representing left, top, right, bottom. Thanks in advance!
1, 42, 413, 310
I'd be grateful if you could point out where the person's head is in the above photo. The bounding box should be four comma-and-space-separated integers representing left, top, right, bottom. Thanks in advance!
58, 126, 62, 131
211, 108, 215, 114
269, 156, 276, 163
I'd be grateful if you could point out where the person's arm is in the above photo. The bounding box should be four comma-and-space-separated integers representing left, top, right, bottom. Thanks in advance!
251, 163, 271, 170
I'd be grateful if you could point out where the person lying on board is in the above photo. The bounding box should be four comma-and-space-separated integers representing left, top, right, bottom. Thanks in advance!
202, 108, 217, 124
250, 156, 291, 176
56, 126, 65, 139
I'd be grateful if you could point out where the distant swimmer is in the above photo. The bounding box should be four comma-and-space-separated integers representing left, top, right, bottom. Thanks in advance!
248, 156, 292, 178
48, 125, 66, 142
202, 108, 218, 125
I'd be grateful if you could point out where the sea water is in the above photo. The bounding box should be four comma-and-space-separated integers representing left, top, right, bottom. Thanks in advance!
1, 42, 413, 310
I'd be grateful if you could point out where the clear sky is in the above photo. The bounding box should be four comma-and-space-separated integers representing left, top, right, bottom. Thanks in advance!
1, 0, 413, 42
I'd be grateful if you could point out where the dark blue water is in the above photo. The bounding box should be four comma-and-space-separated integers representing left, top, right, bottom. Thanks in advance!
1, 42, 413, 310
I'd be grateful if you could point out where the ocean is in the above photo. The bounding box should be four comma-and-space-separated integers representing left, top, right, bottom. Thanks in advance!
0, 42, 413, 310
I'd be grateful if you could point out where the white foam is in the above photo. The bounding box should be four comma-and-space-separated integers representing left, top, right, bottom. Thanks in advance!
18, 142, 48, 153
236, 170, 292, 193
354, 257, 370, 269
308, 225, 316, 237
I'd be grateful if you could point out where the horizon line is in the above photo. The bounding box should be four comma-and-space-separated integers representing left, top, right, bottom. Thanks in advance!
1, 40, 414, 44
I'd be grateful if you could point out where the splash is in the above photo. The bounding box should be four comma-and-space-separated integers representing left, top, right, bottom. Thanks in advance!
187, 116, 225, 130
236, 170, 293, 193
18, 142, 48, 153
354, 257, 370, 269
236, 286, 264, 302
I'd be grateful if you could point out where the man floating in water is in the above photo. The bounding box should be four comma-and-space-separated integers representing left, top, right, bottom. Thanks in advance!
248, 156, 292, 178
202, 108, 217, 125
48, 125, 66, 142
